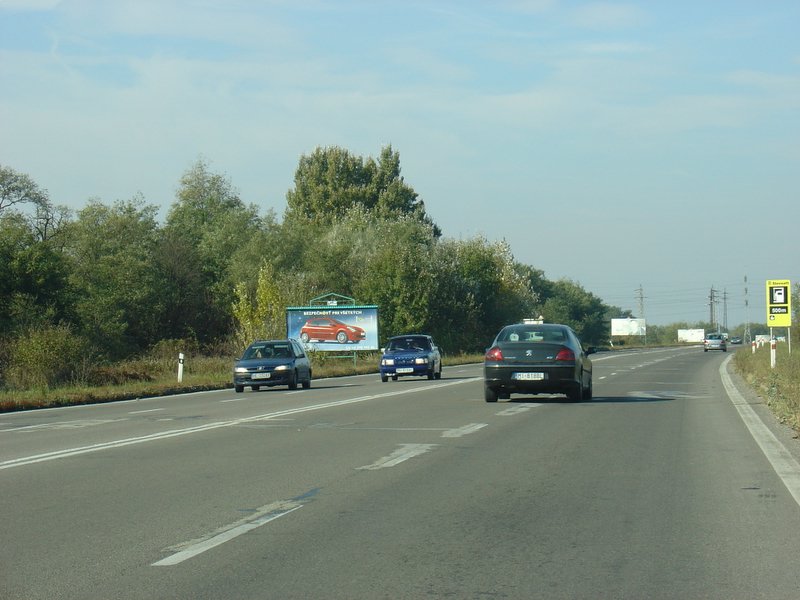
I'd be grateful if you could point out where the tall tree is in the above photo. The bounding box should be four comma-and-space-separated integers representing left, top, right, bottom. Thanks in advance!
163, 158, 263, 342
0, 211, 73, 337
64, 197, 162, 357
285, 145, 440, 235
0, 165, 49, 213
539, 279, 608, 345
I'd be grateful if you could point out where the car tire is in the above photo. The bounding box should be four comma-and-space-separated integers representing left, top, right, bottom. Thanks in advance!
381, 374, 388, 383
582, 377, 593, 401
434, 365, 442, 380
235, 385, 244, 393
252, 385, 260, 391
484, 386, 498, 403
704, 348, 708, 352
567, 381, 582, 402
288, 371, 298, 390
392, 375, 398, 381
300, 332, 310, 343
427, 369, 435, 380
302, 377, 311, 389
336, 331, 348, 344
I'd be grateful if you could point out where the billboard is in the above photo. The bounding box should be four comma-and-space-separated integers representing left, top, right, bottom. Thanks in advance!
286, 305, 379, 351
611, 318, 646, 336
678, 329, 705, 343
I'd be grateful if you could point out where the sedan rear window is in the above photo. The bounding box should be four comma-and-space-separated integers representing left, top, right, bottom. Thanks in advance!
500, 327, 566, 343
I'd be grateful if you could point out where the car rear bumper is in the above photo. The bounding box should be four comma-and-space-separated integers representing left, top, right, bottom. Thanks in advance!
484, 364, 578, 394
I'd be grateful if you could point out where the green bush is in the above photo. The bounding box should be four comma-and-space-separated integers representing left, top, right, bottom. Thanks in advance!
5, 324, 91, 390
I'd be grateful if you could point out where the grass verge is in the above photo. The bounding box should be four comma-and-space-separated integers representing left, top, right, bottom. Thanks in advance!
734, 343, 800, 436
0, 353, 485, 413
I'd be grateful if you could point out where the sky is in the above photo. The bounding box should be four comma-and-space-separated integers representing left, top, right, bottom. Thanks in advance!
1, 0, 798, 328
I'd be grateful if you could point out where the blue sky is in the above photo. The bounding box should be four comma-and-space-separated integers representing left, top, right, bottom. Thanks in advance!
1, 1, 798, 327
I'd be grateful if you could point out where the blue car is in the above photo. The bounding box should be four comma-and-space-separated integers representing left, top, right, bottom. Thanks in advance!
233, 339, 312, 392
380, 334, 442, 382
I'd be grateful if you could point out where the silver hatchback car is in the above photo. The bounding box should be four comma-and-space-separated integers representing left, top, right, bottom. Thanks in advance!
703, 333, 727, 352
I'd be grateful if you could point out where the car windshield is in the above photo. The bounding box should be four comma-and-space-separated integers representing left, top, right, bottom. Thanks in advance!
388, 338, 430, 352
499, 326, 566, 343
243, 343, 292, 359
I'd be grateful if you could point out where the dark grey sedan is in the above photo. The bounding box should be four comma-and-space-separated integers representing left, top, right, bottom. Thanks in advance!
483, 323, 594, 402
233, 339, 312, 392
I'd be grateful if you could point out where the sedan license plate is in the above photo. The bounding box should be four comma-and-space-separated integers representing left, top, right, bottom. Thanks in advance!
252, 372, 271, 380
396, 367, 414, 374
512, 372, 545, 381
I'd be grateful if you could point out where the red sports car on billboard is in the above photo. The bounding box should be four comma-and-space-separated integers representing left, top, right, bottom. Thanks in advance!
300, 317, 366, 344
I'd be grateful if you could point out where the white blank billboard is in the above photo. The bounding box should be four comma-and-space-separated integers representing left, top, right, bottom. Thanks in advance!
611, 318, 646, 336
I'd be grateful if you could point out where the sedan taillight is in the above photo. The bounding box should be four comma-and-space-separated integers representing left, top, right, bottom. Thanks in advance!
555, 348, 575, 362
485, 347, 504, 362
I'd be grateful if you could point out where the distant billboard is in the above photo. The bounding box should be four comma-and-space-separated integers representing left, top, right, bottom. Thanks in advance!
286, 305, 379, 351
611, 318, 646, 336
678, 329, 705, 343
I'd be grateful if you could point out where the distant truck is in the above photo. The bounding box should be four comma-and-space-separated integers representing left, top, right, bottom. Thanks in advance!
678, 329, 705, 343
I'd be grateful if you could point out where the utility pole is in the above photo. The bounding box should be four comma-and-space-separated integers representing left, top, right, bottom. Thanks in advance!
709, 287, 716, 328
636, 284, 645, 320
636, 284, 646, 345
723, 288, 728, 332
744, 275, 751, 344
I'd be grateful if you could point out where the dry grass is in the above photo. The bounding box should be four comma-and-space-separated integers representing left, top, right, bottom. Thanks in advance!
0, 352, 484, 412
734, 342, 800, 435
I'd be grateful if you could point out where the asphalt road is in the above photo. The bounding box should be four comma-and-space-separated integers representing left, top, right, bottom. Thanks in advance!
2, 347, 800, 599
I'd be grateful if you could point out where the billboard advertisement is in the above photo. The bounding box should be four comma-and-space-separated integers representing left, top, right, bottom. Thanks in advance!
611, 318, 646, 336
286, 305, 379, 351
678, 329, 705, 343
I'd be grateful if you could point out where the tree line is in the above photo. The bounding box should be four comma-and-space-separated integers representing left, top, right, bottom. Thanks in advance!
0, 146, 629, 389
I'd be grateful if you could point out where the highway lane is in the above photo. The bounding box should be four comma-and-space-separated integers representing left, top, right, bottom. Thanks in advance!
2, 348, 800, 599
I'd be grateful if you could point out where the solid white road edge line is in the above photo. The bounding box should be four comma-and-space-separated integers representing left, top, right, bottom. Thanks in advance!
720, 356, 800, 508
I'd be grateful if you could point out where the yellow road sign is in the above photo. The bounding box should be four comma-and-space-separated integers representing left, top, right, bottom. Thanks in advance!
766, 279, 792, 327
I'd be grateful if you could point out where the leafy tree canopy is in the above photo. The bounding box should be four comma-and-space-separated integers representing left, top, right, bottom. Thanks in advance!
285, 145, 440, 236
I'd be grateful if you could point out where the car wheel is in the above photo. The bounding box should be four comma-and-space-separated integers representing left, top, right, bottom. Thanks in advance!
381, 374, 388, 383
582, 377, 593, 401
434, 365, 442, 380
484, 386, 498, 403
392, 375, 398, 381
427, 369, 435, 380
567, 381, 582, 402
336, 331, 348, 343
288, 371, 298, 390
235, 385, 244, 393
252, 385, 260, 391
704, 348, 708, 352
300, 332, 310, 343
302, 377, 311, 389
